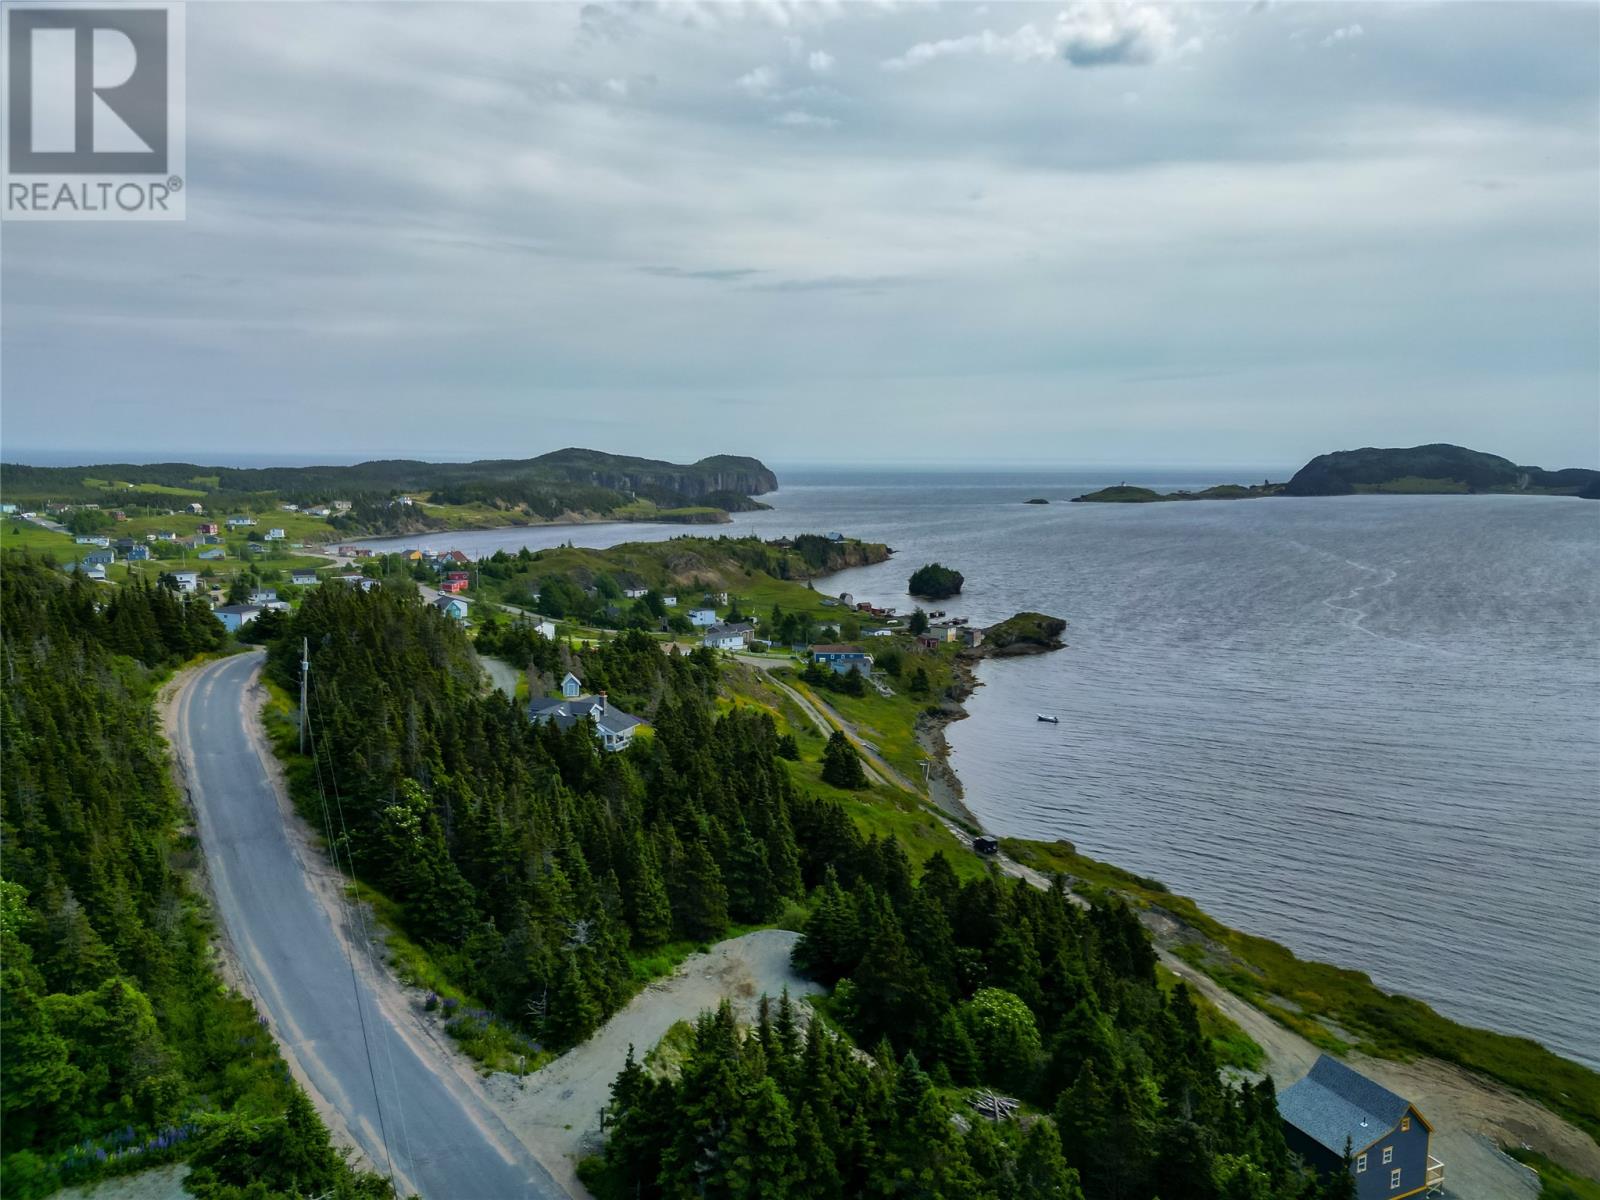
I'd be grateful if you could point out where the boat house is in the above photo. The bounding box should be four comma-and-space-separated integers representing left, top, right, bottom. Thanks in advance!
1278, 1055, 1442, 1199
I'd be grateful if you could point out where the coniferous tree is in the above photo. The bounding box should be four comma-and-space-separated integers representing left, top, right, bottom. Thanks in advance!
820, 730, 867, 790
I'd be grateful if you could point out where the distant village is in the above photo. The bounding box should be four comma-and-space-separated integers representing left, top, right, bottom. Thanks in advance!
15, 497, 997, 759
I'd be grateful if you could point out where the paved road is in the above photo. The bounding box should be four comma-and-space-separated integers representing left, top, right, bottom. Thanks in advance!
170, 652, 567, 1200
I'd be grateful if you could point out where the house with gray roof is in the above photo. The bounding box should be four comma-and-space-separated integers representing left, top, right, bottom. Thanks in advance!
527, 674, 646, 752
702, 622, 754, 651
1278, 1055, 1441, 1199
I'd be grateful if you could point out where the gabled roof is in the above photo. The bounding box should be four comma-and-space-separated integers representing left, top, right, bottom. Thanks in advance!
811, 644, 865, 655
527, 693, 646, 737
1278, 1055, 1415, 1156
705, 622, 753, 638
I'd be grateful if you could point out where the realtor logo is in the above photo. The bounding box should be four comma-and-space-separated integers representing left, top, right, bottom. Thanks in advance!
3, 4, 185, 220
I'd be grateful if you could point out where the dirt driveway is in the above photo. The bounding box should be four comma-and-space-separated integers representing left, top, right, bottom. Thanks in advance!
486, 930, 820, 1197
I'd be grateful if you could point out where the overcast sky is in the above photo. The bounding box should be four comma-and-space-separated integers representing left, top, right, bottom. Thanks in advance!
3, 1, 1597, 470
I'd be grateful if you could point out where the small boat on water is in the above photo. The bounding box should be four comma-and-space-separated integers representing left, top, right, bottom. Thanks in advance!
1036, 713, 1059, 724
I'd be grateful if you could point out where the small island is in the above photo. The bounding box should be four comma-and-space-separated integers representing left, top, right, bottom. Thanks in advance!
1071, 444, 1600, 503
1025, 497, 1049, 504
908, 561, 964, 599
1074, 482, 1280, 503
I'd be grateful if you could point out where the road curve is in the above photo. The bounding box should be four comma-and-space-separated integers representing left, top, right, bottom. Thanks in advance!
170, 651, 568, 1200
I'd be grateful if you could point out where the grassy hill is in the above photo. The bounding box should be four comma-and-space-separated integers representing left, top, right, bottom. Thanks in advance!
0, 448, 779, 538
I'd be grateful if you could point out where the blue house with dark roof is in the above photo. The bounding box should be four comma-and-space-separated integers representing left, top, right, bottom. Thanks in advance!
1278, 1055, 1443, 1199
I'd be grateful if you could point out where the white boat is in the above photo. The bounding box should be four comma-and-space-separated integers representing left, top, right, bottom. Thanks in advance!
1036, 713, 1059, 724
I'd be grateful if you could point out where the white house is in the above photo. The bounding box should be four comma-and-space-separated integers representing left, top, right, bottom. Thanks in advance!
689, 607, 718, 627
290, 570, 319, 586
74, 535, 111, 547
171, 571, 199, 593
248, 589, 278, 605
867, 628, 895, 638
702, 622, 754, 651
265, 528, 287, 541
623, 586, 649, 599
214, 604, 261, 632
226, 516, 257, 528
662, 595, 678, 607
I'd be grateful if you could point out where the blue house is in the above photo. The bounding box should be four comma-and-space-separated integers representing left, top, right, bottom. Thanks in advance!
1278, 1055, 1442, 1199
126, 544, 152, 561
810, 644, 872, 675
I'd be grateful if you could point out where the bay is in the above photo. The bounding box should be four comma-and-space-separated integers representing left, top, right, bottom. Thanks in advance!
356, 467, 1600, 1066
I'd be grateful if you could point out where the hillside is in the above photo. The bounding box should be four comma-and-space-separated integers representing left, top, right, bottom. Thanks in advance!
0, 448, 780, 538
1285, 444, 1600, 497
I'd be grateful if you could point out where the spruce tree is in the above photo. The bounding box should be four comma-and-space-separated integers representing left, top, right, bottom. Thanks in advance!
820, 730, 867, 790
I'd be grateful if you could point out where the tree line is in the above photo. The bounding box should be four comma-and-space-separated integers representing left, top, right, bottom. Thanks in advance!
0, 553, 385, 1198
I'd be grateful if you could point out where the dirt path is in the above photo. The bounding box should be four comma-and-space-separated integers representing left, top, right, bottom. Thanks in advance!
486, 930, 821, 1196
738, 660, 920, 794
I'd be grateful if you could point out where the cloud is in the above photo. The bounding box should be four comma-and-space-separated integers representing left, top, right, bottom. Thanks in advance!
639, 266, 763, 282
604, 78, 629, 98
808, 49, 835, 73
882, 3, 1185, 71
736, 64, 780, 95
775, 109, 839, 129
1053, 2, 1182, 67
1321, 23, 1364, 48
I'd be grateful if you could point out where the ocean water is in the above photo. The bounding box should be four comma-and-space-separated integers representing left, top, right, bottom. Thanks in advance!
358, 468, 1600, 1066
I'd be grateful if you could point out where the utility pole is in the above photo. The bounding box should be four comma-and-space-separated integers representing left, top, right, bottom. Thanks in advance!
299, 636, 310, 755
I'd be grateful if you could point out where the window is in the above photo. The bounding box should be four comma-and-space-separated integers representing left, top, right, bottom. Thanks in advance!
1357, 1154, 1367, 1173
1401, 1116, 1411, 1132
1391, 1168, 1403, 1190
1383, 1146, 1394, 1165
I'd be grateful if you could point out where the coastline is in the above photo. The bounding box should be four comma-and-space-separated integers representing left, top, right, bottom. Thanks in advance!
913, 627, 1600, 1176
328, 508, 735, 550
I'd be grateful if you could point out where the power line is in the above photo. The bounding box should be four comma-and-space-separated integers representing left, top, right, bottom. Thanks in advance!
300, 643, 400, 1197
307, 662, 416, 1191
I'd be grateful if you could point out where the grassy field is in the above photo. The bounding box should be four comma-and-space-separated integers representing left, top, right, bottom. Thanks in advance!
82, 476, 209, 498
1003, 839, 1600, 1145
0, 518, 75, 555
1508, 1148, 1600, 1200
